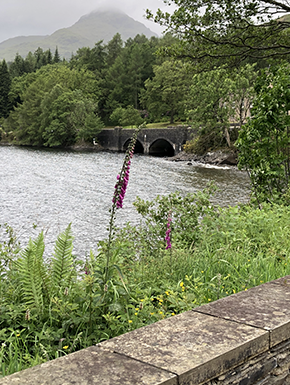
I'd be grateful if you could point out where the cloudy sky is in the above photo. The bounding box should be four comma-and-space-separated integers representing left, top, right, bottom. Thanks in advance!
0, 0, 173, 43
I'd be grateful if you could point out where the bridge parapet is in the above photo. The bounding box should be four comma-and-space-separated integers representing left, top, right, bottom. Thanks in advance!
98, 126, 196, 156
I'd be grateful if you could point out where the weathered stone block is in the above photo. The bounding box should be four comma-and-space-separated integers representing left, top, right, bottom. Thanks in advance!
100, 310, 268, 385
194, 283, 290, 347
0, 346, 177, 385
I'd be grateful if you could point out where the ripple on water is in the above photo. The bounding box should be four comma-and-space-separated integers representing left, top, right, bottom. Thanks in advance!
0, 146, 251, 258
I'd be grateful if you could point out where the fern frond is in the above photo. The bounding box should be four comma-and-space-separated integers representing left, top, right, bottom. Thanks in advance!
50, 224, 74, 292
17, 233, 45, 313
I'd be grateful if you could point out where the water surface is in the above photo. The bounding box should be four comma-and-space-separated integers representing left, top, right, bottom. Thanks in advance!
0, 146, 251, 257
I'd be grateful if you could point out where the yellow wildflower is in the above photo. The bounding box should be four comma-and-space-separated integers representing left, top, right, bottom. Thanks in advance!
63, 346, 69, 350
128, 320, 133, 323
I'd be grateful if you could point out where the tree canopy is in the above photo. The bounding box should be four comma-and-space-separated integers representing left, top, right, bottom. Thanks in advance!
5, 64, 102, 147
147, 1, 290, 68
237, 63, 290, 204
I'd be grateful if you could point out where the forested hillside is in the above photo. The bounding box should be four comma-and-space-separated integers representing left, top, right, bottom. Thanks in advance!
0, 31, 259, 150
0, 10, 157, 61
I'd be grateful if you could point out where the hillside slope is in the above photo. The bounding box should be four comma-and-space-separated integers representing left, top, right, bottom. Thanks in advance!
0, 10, 157, 61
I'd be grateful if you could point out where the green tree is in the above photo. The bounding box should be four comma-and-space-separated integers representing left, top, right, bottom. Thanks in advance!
34, 47, 45, 69
185, 65, 257, 152
229, 64, 258, 126
9, 53, 25, 78
0, 60, 12, 119
104, 35, 158, 119
53, 47, 61, 64
5, 64, 101, 146
41, 88, 103, 147
24, 52, 37, 73
110, 106, 143, 127
147, 1, 290, 69
70, 41, 107, 77
46, 49, 53, 65
237, 63, 290, 204
141, 60, 191, 124
105, 33, 123, 67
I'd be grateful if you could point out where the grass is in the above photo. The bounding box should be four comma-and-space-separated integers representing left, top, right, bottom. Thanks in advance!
1, 193, 290, 377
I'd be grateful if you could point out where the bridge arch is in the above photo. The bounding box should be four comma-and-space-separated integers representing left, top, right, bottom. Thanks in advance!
149, 139, 175, 157
123, 138, 144, 154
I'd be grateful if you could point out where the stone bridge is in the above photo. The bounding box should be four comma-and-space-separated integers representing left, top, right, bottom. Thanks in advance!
97, 126, 195, 157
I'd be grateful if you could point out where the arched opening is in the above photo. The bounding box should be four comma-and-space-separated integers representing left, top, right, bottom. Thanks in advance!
123, 138, 144, 154
149, 139, 175, 157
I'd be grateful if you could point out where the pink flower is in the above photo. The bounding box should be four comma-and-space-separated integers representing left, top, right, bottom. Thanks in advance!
165, 212, 172, 249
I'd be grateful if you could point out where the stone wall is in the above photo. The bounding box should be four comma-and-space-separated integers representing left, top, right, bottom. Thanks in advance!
2, 276, 290, 384
97, 126, 194, 155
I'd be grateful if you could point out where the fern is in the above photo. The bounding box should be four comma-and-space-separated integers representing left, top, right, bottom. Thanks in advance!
17, 232, 45, 313
50, 223, 74, 292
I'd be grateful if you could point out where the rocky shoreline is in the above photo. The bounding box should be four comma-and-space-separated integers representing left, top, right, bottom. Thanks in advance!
168, 150, 238, 166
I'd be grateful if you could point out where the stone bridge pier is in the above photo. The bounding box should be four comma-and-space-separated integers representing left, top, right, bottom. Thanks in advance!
97, 126, 195, 157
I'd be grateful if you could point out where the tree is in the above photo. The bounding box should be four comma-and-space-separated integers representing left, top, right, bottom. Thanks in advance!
110, 106, 144, 127
46, 49, 53, 65
41, 88, 103, 147
236, 63, 290, 204
186, 67, 235, 150
53, 47, 61, 64
104, 35, 158, 117
9, 53, 25, 78
24, 52, 37, 73
5, 64, 101, 146
147, 1, 290, 68
185, 64, 257, 152
0, 60, 12, 119
141, 60, 191, 123
105, 33, 123, 67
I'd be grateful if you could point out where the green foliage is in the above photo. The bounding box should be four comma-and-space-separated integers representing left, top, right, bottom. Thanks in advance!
41, 88, 103, 147
0, 60, 12, 119
132, 184, 216, 249
147, 1, 290, 69
237, 63, 290, 204
1, 190, 290, 376
50, 223, 74, 291
5, 64, 102, 147
184, 65, 257, 153
141, 60, 191, 124
17, 234, 45, 312
110, 106, 144, 127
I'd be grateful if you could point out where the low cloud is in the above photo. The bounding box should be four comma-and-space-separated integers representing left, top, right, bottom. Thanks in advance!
0, 0, 170, 43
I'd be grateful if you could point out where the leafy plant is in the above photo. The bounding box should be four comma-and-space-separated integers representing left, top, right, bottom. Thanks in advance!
237, 63, 290, 204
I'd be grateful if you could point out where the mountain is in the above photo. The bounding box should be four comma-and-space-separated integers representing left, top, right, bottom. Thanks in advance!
0, 10, 158, 61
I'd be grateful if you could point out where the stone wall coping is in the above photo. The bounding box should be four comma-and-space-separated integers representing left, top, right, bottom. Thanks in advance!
1, 276, 290, 384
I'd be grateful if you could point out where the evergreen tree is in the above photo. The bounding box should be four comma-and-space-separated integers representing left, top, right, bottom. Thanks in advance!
0, 60, 12, 118
53, 47, 61, 64
24, 52, 37, 73
34, 47, 45, 69
9, 53, 25, 78
105, 33, 123, 67
46, 49, 52, 65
